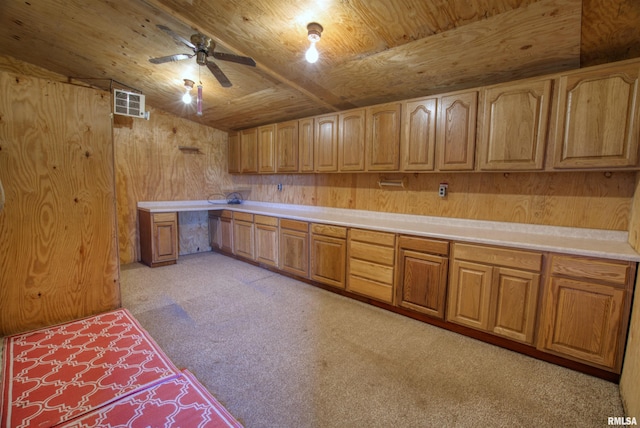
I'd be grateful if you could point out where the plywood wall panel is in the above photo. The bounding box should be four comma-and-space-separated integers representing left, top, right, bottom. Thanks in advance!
0, 69, 120, 336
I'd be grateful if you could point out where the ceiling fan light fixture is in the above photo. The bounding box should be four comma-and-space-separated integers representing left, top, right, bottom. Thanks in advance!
182, 78, 195, 104
305, 22, 323, 63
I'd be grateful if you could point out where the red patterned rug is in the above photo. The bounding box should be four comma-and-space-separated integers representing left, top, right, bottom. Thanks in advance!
57, 370, 242, 428
1, 309, 180, 428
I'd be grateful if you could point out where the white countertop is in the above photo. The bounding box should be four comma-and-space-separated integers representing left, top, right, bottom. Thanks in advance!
137, 200, 640, 262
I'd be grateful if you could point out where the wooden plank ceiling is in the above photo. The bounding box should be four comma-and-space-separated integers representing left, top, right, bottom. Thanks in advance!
0, 0, 639, 131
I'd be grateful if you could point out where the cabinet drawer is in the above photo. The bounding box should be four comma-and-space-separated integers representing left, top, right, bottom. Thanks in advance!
348, 276, 393, 303
233, 211, 253, 222
549, 255, 631, 287
311, 223, 347, 238
349, 228, 395, 246
153, 212, 176, 223
280, 219, 308, 232
398, 235, 449, 256
350, 241, 395, 265
209, 209, 233, 219
255, 214, 278, 226
454, 243, 542, 272
349, 258, 394, 284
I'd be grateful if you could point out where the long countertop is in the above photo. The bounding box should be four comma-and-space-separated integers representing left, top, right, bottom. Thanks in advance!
137, 200, 640, 262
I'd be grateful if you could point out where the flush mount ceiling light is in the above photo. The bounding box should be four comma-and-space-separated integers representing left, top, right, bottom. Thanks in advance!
182, 78, 195, 104
305, 22, 323, 63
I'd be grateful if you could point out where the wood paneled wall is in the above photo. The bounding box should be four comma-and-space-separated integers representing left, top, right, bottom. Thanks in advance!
231, 171, 635, 231
0, 66, 120, 336
113, 108, 232, 264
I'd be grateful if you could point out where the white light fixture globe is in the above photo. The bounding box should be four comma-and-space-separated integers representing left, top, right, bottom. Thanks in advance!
305, 23, 323, 64
182, 78, 195, 104
182, 92, 192, 104
305, 42, 319, 63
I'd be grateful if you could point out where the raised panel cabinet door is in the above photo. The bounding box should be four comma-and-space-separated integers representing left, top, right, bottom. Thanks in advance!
446, 260, 493, 330
396, 249, 448, 319
339, 109, 366, 171
276, 120, 299, 173
311, 234, 346, 289
255, 223, 278, 267
228, 131, 240, 173
258, 124, 276, 173
152, 216, 178, 264
552, 62, 640, 168
538, 277, 627, 370
478, 79, 552, 170
436, 91, 478, 171
220, 217, 233, 254
366, 102, 401, 171
279, 228, 309, 277
314, 114, 339, 172
240, 127, 258, 173
299, 118, 314, 172
401, 97, 437, 171
490, 268, 540, 344
233, 220, 255, 260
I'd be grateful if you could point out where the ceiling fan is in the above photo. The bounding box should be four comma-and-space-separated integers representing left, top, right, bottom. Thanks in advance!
149, 24, 256, 88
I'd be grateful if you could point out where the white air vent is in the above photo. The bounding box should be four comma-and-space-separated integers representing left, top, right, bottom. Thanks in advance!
113, 89, 146, 118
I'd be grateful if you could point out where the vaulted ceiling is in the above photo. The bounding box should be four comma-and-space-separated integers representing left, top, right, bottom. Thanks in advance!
1, 0, 639, 131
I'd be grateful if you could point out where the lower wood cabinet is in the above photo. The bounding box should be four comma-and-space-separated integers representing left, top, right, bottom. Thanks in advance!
347, 228, 396, 303
254, 215, 278, 267
537, 254, 635, 372
447, 243, 542, 344
209, 210, 233, 254
233, 212, 254, 260
396, 235, 449, 319
139, 210, 178, 267
311, 223, 347, 289
279, 219, 309, 278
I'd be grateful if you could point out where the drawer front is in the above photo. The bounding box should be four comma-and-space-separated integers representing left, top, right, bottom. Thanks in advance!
220, 210, 233, 219
454, 243, 542, 272
255, 214, 278, 226
350, 240, 395, 265
153, 212, 176, 223
350, 228, 395, 246
349, 258, 394, 284
233, 211, 254, 222
280, 219, 309, 232
398, 235, 449, 255
549, 255, 631, 286
311, 223, 347, 239
347, 276, 393, 303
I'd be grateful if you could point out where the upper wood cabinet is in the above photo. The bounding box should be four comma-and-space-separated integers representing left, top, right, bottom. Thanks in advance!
299, 118, 314, 173
401, 97, 437, 171
258, 124, 276, 173
339, 108, 366, 171
276, 120, 299, 173
551, 61, 640, 169
314, 113, 339, 172
240, 128, 258, 173
478, 79, 552, 170
436, 91, 478, 171
228, 131, 240, 173
366, 102, 401, 171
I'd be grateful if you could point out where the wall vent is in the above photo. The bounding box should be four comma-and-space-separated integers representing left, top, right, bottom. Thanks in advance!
113, 89, 146, 118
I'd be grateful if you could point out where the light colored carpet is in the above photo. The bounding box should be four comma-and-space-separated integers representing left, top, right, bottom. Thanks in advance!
120, 252, 624, 428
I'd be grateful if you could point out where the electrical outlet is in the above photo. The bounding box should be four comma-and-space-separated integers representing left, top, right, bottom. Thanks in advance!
438, 183, 448, 198
277, 183, 283, 191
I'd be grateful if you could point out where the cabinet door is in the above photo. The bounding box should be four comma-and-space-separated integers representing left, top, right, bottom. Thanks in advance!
276, 120, 299, 173
366, 102, 401, 171
552, 63, 640, 169
240, 128, 258, 173
401, 97, 437, 171
279, 221, 309, 277
311, 234, 346, 289
152, 213, 178, 264
208, 214, 221, 249
447, 260, 492, 330
478, 79, 551, 170
233, 220, 254, 260
228, 131, 240, 173
436, 91, 477, 171
299, 118, 314, 172
396, 249, 448, 319
258, 124, 276, 173
220, 217, 233, 254
339, 109, 366, 171
255, 221, 278, 267
314, 114, 339, 172
538, 277, 626, 369
490, 268, 539, 344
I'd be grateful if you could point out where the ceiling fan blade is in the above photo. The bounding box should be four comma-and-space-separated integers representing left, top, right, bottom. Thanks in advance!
157, 24, 196, 50
206, 62, 232, 88
149, 53, 194, 64
212, 52, 256, 67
